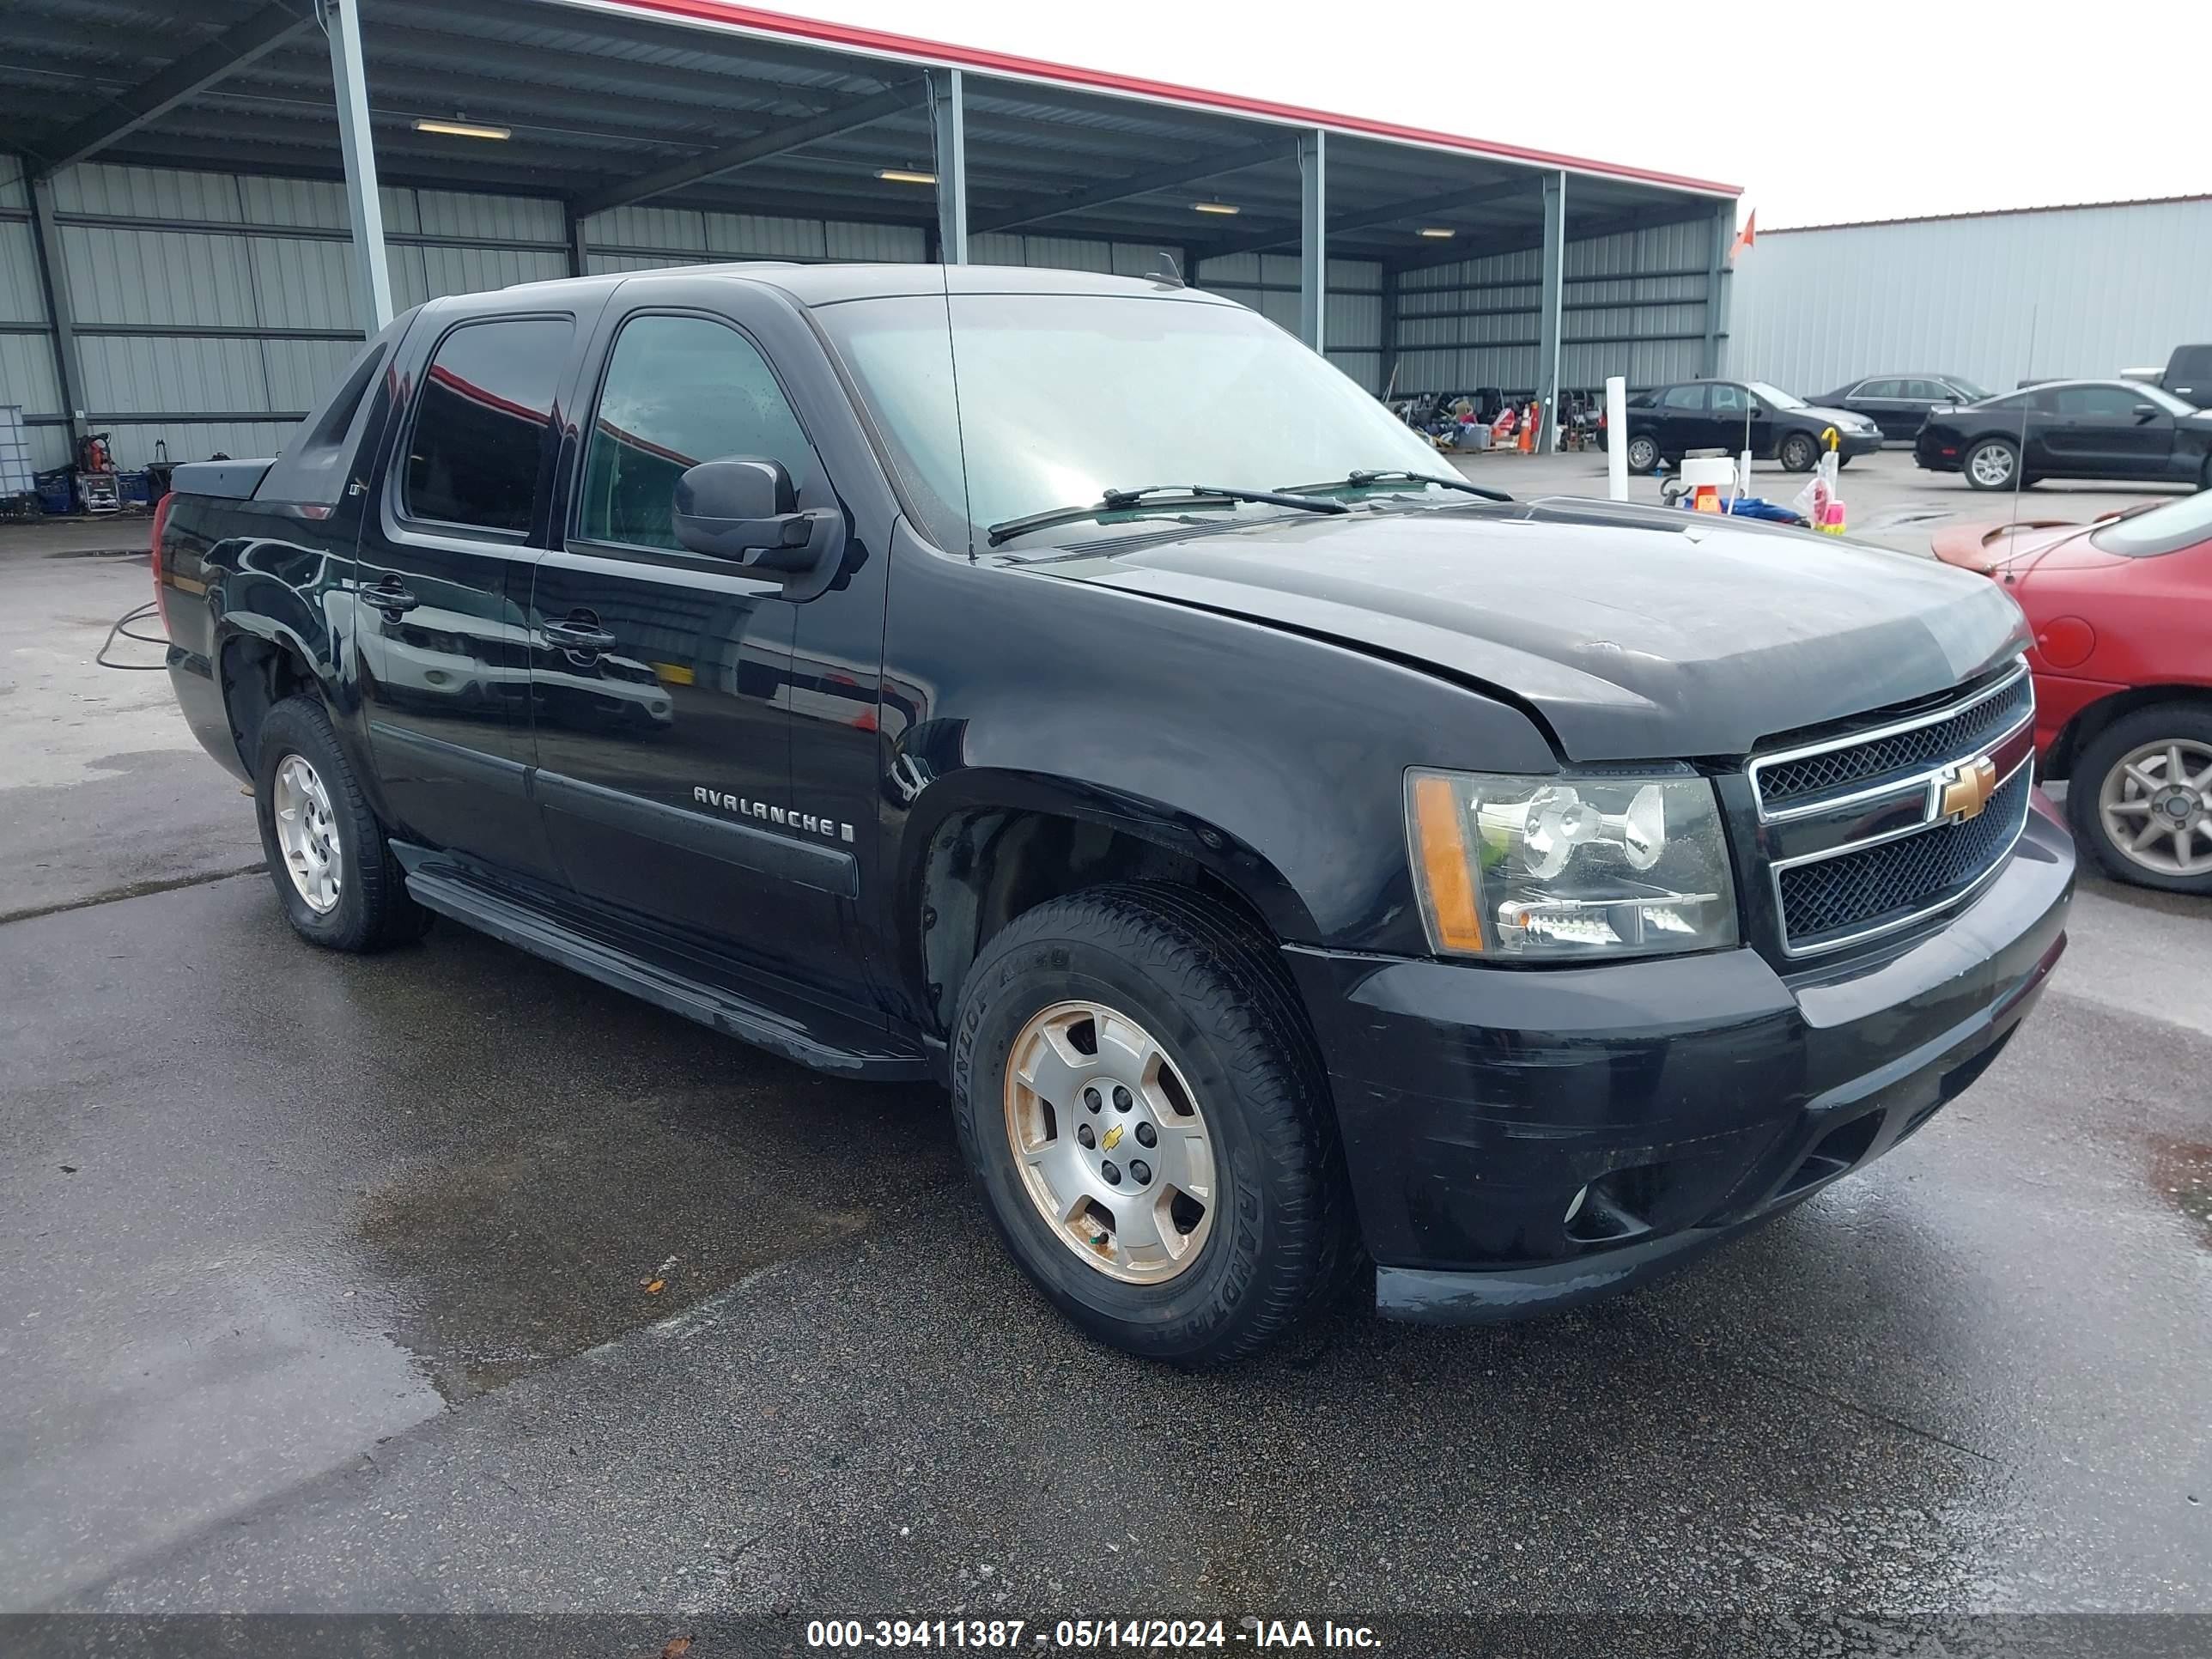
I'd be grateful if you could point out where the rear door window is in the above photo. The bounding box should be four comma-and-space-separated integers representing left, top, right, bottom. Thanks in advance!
1661, 384, 1707, 412
404, 317, 574, 535
1857, 379, 1902, 399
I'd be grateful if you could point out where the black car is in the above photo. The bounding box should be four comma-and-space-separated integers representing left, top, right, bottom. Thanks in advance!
1606, 378, 1883, 474
1914, 379, 2212, 490
151, 264, 2071, 1363
1811, 374, 1991, 441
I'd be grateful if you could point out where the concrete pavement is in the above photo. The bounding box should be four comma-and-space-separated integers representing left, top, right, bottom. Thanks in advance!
1, 496, 2206, 1625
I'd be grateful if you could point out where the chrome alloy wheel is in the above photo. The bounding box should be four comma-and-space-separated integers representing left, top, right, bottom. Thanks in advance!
1003, 1000, 1218, 1285
273, 753, 343, 914
1968, 442, 2015, 488
2100, 738, 2212, 878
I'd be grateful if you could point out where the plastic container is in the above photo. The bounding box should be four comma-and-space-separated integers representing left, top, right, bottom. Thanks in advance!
116, 471, 152, 505
34, 468, 74, 514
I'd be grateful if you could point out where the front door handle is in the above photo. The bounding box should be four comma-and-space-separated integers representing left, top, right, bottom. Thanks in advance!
544, 617, 618, 653
366, 576, 419, 618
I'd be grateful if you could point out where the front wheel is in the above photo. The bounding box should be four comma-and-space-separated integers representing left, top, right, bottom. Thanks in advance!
951, 884, 1353, 1364
1625, 434, 1660, 474
1778, 431, 1819, 472
1965, 437, 2020, 490
2069, 704, 2212, 894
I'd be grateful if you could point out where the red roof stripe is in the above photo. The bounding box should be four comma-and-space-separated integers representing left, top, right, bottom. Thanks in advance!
580, 0, 1741, 198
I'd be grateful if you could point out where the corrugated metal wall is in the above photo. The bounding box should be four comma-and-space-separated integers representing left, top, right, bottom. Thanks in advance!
0, 161, 585, 471
1194, 253, 1385, 393
1726, 198, 2212, 394
1397, 216, 1717, 396
0, 156, 64, 470
579, 203, 927, 270
0, 154, 1726, 473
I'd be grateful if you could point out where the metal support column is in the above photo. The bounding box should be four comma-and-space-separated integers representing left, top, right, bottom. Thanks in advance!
565, 204, 589, 279
323, 0, 392, 331
1534, 170, 1565, 453
1297, 129, 1326, 351
27, 176, 88, 454
1700, 203, 1733, 377
1379, 264, 1401, 400
928, 68, 967, 265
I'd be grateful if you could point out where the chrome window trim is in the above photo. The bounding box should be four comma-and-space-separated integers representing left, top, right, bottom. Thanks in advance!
1747, 658, 2032, 817
1769, 757, 2033, 959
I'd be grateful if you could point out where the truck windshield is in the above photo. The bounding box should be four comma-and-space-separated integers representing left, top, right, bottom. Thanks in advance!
816, 290, 1451, 552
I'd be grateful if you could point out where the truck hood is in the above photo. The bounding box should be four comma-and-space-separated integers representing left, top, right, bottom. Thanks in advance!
1036, 499, 2028, 760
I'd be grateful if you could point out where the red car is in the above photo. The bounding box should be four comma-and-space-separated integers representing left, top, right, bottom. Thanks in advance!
1936, 491, 2212, 894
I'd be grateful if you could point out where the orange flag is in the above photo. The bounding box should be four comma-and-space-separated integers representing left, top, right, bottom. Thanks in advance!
1728, 210, 1757, 261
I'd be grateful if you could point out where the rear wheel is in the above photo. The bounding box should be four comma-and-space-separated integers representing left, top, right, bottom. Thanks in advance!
253, 696, 433, 951
1965, 437, 2020, 490
951, 883, 1352, 1364
1625, 434, 1660, 473
2070, 704, 2212, 894
1778, 431, 1819, 472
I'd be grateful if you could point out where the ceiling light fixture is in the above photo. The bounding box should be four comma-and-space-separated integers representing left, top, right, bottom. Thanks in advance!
878, 168, 937, 185
412, 117, 511, 140
1418, 227, 1455, 239
1191, 201, 1240, 216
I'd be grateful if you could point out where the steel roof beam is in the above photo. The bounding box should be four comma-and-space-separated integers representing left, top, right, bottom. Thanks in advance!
568, 81, 925, 219
29, 0, 312, 174
1387, 198, 1716, 276
970, 136, 1288, 237
1201, 177, 1531, 261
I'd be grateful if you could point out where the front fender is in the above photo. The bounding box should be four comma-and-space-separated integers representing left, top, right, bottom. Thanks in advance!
876, 548, 1559, 973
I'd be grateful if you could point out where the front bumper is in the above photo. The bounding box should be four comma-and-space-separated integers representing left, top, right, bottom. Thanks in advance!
1285, 797, 2075, 1322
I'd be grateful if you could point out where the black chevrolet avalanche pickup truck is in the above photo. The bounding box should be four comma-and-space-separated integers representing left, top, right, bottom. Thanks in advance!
155, 264, 2075, 1364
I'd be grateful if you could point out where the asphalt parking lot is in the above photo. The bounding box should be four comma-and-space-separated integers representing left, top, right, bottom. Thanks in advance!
3, 462, 2207, 1630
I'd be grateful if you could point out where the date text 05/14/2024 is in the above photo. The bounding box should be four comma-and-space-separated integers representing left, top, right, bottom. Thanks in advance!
804, 1620, 1383, 1649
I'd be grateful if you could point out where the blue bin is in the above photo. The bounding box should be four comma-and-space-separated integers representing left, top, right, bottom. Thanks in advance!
35, 472, 74, 514
117, 471, 152, 505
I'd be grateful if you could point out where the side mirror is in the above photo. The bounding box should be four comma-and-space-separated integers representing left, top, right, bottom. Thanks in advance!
672, 457, 841, 577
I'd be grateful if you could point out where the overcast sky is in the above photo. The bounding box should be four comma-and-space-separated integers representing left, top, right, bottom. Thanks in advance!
769, 0, 2212, 228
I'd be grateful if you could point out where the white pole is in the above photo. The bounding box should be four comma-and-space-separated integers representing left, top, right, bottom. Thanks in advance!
1605, 375, 1628, 501
325, 0, 392, 331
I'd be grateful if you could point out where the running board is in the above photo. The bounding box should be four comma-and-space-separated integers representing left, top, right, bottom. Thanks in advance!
400, 860, 934, 1083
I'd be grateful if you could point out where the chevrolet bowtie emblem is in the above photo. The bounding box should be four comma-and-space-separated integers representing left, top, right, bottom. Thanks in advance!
1937, 756, 1999, 822
1101, 1124, 1124, 1151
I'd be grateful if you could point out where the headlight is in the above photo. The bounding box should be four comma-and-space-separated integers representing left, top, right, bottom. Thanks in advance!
1406, 768, 1738, 960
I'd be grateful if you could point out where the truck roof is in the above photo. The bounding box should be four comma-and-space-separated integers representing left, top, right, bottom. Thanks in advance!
464, 261, 1220, 313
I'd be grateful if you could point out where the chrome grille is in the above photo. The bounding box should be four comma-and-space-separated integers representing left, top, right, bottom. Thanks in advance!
1749, 661, 2036, 958
1753, 670, 2033, 811
1777, 768, 2032, 947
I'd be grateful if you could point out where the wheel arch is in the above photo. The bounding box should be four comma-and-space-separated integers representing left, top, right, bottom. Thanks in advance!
2045, 683, 2212, 782
216, 621, 331, 775
897, 768, 1316, 1037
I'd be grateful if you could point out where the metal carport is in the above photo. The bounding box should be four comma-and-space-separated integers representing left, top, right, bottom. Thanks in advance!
0, 0, 1739, 474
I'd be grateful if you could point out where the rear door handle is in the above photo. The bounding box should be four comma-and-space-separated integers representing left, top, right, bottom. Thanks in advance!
366, 577, 418, 617
544, 617, 618, 653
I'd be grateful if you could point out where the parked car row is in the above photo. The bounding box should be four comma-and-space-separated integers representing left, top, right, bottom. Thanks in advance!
1603, 371, 2212, 491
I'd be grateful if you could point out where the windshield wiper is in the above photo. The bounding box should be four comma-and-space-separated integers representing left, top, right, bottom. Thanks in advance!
986, 483, 1347, 548
1279, 468, 1513, 503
